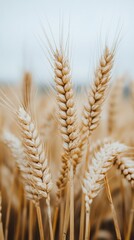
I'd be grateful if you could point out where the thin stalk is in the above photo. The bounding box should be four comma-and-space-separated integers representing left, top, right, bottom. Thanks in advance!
59, 199, 64, 240
29, 201, 33, 240
0, 223, 4, 240
85, 209, 90, 240
46, 197, 54, 240
0, 193, 4, 240
36, 203, 44, 240
15, 185, 23, 240
52, 205, 59, 238
69, 164, 74, 240
126, 188, 134, 240
79, 193, 85, 240
79, 141, 90, 240
63, 185, 70, 240
120, 178, 127, 237
21, 197, 27, 240
5, 168, 18, 240
104, 176, 121, 240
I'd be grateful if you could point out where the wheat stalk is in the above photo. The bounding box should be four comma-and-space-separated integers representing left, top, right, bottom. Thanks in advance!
79, 47, 115, 239
54, 48, 80, 240
82, 142, 128, 240
0, 192, 4, 240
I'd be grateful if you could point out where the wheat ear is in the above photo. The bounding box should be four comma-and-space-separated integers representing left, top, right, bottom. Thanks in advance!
54, 49, 79, 240
79, 47, 114, 164
82, 142, 127, 240
17, 107, 53, 240
0, 192, 4, 240
79, 47, 114, 239
114, 157, 134, 239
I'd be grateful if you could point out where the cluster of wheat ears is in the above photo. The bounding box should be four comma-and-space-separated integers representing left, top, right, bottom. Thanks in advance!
0, 32, 134, 240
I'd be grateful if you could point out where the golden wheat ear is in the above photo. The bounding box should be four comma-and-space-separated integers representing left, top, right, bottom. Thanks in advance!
0, 192, 4, 240
79, 47, 115, 165
114, 157, 134, 239
82, 141, 128, 239
17, 106, 54, 240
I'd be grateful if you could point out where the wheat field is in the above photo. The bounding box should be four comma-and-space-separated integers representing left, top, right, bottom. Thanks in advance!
0, 32, 134, 240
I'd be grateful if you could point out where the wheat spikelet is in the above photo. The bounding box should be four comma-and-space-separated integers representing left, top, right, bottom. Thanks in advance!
115, 157, 134, 188
79, 47, 114, 164
82, 142, 127, 211
17, 107, 53, 203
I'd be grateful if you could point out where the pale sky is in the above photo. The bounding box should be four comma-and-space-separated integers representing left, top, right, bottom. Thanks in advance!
0, 0, 134, 84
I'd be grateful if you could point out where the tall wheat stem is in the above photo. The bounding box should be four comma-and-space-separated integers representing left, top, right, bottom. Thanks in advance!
0, 192, 4, 240
52, 205, 59, 237
36, 204, 44, 240
63, 185, 70, 240
85, 209, 90, 240
79, 193, 85, 240
69, 163, 74, 240
5, 167, 18, 240
46, 197, 54, 240
21, 197, 27, 240
104, 176, 121, 240
29, 201, 33, 240
126, 188, 134, 240
59, 199, 64, 240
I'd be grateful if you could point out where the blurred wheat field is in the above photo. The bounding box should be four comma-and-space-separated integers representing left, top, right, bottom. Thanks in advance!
0, 33, 134, 240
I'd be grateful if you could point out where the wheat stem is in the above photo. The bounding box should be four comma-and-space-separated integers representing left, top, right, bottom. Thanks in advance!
85, 209, 90, 240
79, 193, 85, 240
52, 205, 59, 237
69, 164, 74, 240
36, 204, 44, 240
46, 197, 54, 240
29, 201, 33, 240
104, 176, 121, 240
59, 199, 64, 240
5, 167, 18, 240
63, 185, 70, 240
21, 197, 27, 240
0, 192, 4, 240
126, 188, 134, 240
15, 185, 23, 240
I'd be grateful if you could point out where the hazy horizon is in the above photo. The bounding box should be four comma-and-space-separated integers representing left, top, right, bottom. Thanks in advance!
0, 0, 134, 84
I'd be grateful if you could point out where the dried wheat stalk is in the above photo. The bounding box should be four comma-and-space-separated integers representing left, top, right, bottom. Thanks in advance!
0, 192, 4, 240
53, 48, 80, 240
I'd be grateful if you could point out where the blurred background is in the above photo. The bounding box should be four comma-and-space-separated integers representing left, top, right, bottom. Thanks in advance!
0, 0, 134, 85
